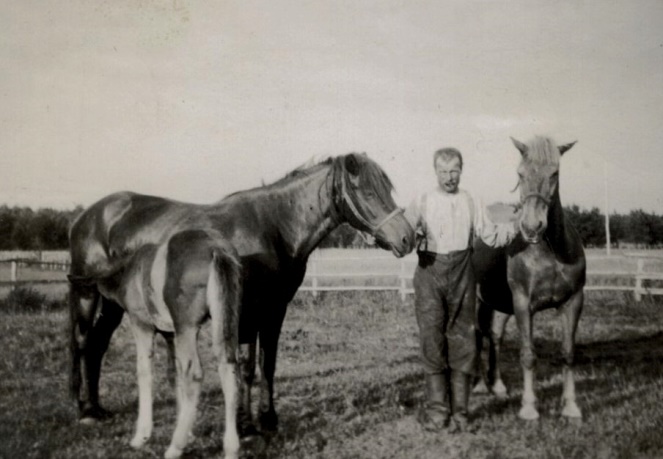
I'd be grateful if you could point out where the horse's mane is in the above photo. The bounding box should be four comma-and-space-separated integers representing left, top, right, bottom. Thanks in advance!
524, 136, 560, 166
223, 154, 395, 208
344, 154, 395, 208
275, 154, 395, 202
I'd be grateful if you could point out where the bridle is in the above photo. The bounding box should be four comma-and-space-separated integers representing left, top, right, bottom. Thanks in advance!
520, 192, 551, 207
331, 157, 404, 236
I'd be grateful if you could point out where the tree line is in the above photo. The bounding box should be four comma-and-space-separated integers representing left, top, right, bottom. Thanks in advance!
0, 204, 661, 250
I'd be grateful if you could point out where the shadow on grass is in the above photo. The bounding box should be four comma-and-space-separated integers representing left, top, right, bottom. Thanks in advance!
475, 330, 663, 419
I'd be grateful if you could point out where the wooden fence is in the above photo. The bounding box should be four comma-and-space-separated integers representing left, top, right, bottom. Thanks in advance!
300, 252, 663, 302
1, 251, 662, 302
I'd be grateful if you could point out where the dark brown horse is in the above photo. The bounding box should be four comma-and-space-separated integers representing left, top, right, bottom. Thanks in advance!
69, 153, 415, 436
473, 136, 585, 420
96, 229, 242, 458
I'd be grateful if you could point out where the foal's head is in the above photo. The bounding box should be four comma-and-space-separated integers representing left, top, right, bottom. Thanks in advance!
512, 136, 576, 243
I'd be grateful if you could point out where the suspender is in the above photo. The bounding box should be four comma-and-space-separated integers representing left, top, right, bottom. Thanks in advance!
417, 190, 476, 254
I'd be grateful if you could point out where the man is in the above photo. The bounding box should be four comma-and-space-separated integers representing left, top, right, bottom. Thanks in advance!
405, 147, 516, 433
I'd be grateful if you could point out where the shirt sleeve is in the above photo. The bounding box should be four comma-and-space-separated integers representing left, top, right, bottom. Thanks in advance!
472, 195, 517, 248
404, 193, 427, 251
404, 194, 422, 231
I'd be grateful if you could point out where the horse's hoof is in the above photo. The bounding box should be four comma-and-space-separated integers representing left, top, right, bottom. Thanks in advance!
238, 422, 260, 438
164, 445, 183, 459
78, 416, 100, 426
240, 434, 267, 454
258, 410, 278, 432
492, 381, 508, 398
79, 404, 113, 424
561, 403, 582, 419
518, 405, 540, 421
472, 380, 490, 395
130, 435, 149, 449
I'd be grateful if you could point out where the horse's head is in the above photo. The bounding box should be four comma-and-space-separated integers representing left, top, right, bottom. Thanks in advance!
512, 136, 576, 244
332, 153, 415, 257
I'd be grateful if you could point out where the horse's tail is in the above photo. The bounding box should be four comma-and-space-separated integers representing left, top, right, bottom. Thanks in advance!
207, 247, 242, 363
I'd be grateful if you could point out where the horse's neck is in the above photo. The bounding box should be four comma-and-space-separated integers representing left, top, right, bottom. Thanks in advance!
544, 191, 583, 263
262, 166, 339, 259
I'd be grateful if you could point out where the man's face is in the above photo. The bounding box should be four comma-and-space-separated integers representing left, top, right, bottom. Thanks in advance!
435, 157, 462, 194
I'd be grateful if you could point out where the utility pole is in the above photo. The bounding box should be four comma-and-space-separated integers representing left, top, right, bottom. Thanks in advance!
604, 161, 611, 256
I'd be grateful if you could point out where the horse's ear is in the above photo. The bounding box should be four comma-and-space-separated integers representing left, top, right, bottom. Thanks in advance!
558, 141, 577, 156
344, 154, 361, 176
510, 137, 528, 156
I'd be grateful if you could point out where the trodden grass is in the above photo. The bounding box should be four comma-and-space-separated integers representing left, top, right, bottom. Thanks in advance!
1, 291, 663, 458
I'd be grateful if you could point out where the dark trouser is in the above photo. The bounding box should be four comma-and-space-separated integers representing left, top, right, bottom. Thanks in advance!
414, 249, 477, 376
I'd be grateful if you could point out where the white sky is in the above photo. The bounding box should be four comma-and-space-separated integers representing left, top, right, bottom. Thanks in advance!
2, 1, 662, 213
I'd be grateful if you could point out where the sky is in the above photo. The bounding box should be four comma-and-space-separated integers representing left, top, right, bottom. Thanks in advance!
1, 1, 662, 214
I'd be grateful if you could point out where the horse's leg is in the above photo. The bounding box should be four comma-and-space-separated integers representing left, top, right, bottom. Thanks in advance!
237, 341, 257, 436
257, 304, 288, 432
70, 282, 109, 422
559, 291, 583, 420
513, 295, 538, 420
81, 297, 124, 421
128, 320, 156, 449
166, 327, 202, 459
473, 298, 491, 394
69, 283, 95, 408
488, 310, 510, 398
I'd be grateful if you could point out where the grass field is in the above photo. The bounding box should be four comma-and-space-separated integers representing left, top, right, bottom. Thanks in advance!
1, 289, 663, 459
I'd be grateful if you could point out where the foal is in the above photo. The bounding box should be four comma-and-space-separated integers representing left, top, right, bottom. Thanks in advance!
97, 229, 241, 459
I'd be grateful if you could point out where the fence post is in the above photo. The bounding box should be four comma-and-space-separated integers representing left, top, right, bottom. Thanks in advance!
10, 260, 17, 292
400, 259, 407, 302
634, 259, 644, 302
310, 254, 318, 299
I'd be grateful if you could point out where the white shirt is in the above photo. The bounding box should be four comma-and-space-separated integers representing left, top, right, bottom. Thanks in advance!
405, 188, 515, 254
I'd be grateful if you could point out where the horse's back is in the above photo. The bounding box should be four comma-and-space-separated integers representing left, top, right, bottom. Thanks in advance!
69, 191, 205, 280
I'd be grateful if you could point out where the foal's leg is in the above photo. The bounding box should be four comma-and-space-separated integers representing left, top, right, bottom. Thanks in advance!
129, 320, 156, 449
166, 327, 202, 459
559, 291, 583, 419
513, 295, 539, 420
488, 310, 510, 398
218, 353, 240, 459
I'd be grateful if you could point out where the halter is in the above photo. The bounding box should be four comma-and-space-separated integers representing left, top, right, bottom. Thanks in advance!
333, 157, 405, 236
520, 192, 551, 207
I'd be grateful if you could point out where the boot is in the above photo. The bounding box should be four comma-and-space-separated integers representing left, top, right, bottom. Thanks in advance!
417, 372, 450, 431
449, 370, 472, 433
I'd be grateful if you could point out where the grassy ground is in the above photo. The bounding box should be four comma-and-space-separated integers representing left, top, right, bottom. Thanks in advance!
1, 291, 663, 459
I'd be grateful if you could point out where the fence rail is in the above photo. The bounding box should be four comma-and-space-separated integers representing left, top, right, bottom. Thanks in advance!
1, 251, 662, 302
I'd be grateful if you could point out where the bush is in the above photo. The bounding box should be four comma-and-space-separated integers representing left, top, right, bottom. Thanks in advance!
0, 287, 64, 313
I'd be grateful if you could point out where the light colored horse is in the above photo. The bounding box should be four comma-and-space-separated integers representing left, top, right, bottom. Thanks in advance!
474, 136, 585, 421
97, 229, 241, 458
